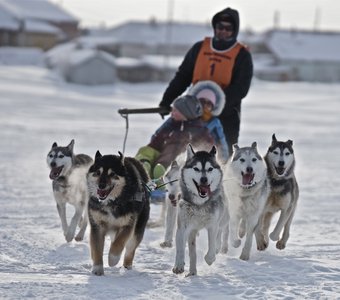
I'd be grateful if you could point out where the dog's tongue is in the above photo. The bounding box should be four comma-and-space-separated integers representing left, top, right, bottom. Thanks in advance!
276, 167, 285, 175
49, 166, 63, 180
242, 173, 254, 186
198, 185, 211, 198
97, 188, 110, 200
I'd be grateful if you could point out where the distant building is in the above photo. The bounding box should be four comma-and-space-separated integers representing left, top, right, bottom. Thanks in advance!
257, 29, 340, 82
0, 0, 79, 50
84, 20, 222, 58
59, 48, 117, 85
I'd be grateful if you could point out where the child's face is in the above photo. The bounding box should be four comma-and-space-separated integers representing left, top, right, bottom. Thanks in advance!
200, 98, 214, 121
200, 98, 214, 112
171, 107, 187, 121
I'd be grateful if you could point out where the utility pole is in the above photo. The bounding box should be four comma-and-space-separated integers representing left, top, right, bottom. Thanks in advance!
273, 10, 280, 30
313, 7, 321, 31
164, 0, 174, 69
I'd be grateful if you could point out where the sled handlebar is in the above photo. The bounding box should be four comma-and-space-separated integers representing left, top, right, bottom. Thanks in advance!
118, 106, 171, 116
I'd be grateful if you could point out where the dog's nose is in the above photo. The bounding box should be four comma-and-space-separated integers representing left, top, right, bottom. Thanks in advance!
278, 161, 285, 167
246, 166, 253, 173
98, 181, 107, 189
200, 177, 208, 184
50, 162, 56, 168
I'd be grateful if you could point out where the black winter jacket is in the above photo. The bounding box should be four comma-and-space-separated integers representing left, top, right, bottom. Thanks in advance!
160, 41, 253, 119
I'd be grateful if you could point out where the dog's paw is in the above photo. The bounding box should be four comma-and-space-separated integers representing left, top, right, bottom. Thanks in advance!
172, 264, 184, 274
256, 237, 268, 251
276, 240, 286, 250
74, 234, 84, 242
108, 254, 120, 267
123, 264, 132, 270
92, 265, 104, 276
232, 239, 241, 248
239, 251, 250, 261
160, 241, 172, 248
64, 232, 74, 243
220, 245, 228, 254
204, 253, 216, 265
269, 232, 280, 241
185, 270, 197, 277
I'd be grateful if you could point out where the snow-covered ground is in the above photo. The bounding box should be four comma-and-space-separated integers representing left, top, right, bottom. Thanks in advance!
0, 66, 339, 299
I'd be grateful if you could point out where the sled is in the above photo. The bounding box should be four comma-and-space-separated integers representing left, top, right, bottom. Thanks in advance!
118, 106, 172, 203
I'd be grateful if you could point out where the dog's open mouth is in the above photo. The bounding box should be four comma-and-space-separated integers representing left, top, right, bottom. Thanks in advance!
241, 172, 255, 188
49, 166, 64, 180
193, 180, 211, 198
97, 188, 112, 200
275, 166, 285, 176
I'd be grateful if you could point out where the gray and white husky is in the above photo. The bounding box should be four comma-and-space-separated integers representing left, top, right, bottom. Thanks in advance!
172, 144, 227, 276
224, 142, 270, 261
160, 156, 185, 248
256, 134, 299, 251
46, 139, 93, 242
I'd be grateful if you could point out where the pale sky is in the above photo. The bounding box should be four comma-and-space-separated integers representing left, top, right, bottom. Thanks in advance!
51, 0, 340, 32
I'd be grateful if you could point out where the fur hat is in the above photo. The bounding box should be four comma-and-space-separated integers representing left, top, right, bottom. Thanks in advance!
196, 89, 216, 106
172, 95, 202, 120
187, 81, 226, 116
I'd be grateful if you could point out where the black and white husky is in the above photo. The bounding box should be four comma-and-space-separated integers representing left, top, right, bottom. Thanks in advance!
46, 139, 93, 242
172, 144, 227, 276
87, 151, 150, 276
224, 142, 270, 261
256, 134, 299, 251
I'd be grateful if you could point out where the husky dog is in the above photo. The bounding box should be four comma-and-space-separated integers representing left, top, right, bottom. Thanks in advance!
160, 160, 181, 248
172, 144, 227, 276
224, 142, 270, 261
46, 139, 93, 242
87, 151, 150, 276
256, 134, 299, 251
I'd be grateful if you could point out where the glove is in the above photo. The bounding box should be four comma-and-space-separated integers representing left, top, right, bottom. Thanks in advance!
159, 106, 171, 119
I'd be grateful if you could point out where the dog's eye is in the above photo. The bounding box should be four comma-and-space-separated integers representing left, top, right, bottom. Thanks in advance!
193, 167, 200, 172
207, 167, 213, 172
285, 152, 290, 156
94, 170, 101, 176
273, 151, 279, 155
252, 158, 257, 162
240, 158, 245, 163
58, 154, 64, 158
49, 154, 53, 158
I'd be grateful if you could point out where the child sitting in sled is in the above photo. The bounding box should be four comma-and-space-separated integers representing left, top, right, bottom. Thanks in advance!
188, 80, 229, 162
135, 94, 214, 180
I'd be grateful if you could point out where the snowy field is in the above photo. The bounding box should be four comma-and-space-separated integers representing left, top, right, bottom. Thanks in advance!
0, 66, 340, 299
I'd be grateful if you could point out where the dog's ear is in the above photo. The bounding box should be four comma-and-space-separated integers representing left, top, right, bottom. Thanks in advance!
67, 139, 75, 152
52, 142, 58, 148
272, 134, 277, 144
171, 160, 178, 168
186, 143, 195, 160
95, 150, 102, 161
210, 145, 217, 157
287, 139, 293, 147
251, 141, 257, 149
232, 143, 239, 152
118, 151, 125, 165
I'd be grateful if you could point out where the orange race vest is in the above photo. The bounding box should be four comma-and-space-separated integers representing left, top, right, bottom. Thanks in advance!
192, 37, 244, 89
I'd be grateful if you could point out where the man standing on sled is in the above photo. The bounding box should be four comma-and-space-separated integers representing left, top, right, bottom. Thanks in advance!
159, 7, 253, 156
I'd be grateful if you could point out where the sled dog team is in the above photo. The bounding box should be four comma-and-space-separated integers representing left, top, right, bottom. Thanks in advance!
46, 134, 299, 276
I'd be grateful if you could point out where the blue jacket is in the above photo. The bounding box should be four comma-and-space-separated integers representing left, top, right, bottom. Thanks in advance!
205, 117, 229, 162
